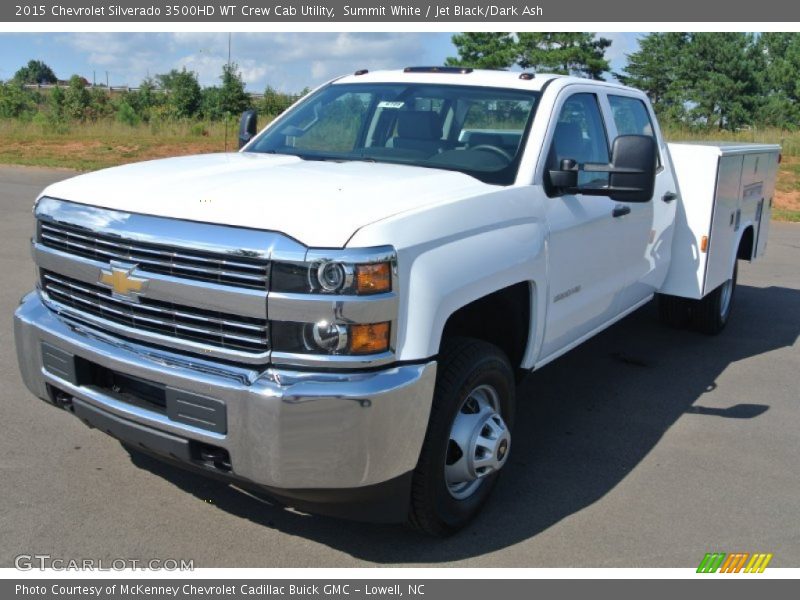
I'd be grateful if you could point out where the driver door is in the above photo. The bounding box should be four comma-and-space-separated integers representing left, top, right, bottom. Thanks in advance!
538, 91, 632, 359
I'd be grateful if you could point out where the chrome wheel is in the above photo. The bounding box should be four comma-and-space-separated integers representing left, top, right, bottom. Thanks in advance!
445, 384, 511, 500
719, 277, 733, 318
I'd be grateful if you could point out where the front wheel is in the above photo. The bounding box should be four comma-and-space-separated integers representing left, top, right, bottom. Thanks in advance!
691, 261, 738, 335
408, 338, 515, 536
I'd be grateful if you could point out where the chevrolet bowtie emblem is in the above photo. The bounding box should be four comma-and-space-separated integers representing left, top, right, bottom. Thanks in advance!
98, 263, 147, 301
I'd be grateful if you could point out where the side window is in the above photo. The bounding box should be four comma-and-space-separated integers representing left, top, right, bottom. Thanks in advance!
608, 95, 655, 137
550, 93, 610, 187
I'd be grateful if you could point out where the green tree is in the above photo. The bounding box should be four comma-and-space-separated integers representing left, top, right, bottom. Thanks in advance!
759, 33, 800, 128
259, 86, 295, 116
200, 86, 224, 120
681, 33, 762, 130
126, 77, 161, 122
516, 33, 612, 79
219, 62, 250, 116
616, 33, 690, 123
49, 85, 65, 120
63, 75, 91, 120
156, 68, 201, 118
446, 33, 516, 69
13, 60, 57, 85
0, 82, 35, 118
116, 101, 140, 126
87, 87, 113, 121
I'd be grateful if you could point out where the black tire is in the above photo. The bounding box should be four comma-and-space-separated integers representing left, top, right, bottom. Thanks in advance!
408, 337, 515, 536
657, 293, 691, 328
691, 261, 738, 335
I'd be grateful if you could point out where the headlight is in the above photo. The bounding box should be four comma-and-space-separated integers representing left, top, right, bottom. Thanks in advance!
314, 261, 353, 293
269, 246, 396, 361
271, 247, 395, 296
273, 320, 391, 356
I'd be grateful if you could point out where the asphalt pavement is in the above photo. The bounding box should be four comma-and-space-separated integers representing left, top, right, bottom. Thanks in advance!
1, 165, 798, 567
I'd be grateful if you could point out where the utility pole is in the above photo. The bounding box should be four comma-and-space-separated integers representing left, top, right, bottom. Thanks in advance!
224, 32, 232, 152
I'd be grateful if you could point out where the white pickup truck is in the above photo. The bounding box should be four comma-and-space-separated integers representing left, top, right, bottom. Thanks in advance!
14, 68, 779, 535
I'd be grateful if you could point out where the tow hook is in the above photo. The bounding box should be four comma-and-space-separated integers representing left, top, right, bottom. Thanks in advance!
53, 392, 74, 411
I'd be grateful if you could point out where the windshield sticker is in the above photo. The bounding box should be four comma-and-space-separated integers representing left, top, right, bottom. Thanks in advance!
378, 101, 405, 109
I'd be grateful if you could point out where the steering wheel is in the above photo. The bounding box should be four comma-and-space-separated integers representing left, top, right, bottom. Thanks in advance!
471, 144, 514, 162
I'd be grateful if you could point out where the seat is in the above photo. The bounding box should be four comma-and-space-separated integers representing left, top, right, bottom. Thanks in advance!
387, 111, 443, 156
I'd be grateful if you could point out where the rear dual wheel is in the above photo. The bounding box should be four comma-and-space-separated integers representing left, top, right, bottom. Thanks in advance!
408, 338, 515, 536
657, 261, 738, 335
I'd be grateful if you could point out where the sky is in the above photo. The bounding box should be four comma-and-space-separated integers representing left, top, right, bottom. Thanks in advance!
0, 32, 640, 93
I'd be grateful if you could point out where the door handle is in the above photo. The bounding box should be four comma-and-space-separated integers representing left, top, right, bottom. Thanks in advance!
662, 191, 678, 203
612, 205, 631, 218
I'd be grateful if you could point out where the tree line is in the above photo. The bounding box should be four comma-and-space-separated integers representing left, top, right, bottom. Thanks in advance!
447, 32, 800, 130
0, 59, 303, 125
3, 33, 799, 131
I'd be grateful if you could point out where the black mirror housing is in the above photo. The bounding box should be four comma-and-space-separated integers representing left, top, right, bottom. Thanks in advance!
608, 135, 657, 203
548, 135, 657, 202
238, 110, 258, 149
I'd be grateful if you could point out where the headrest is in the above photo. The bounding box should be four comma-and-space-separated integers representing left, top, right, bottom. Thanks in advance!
397, 111, 441, 140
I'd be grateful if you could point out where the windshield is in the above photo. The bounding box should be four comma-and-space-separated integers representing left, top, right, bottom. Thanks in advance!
247, 83, 541, 185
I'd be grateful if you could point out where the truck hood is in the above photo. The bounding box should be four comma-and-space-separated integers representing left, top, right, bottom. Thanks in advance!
41, 152, 493, 247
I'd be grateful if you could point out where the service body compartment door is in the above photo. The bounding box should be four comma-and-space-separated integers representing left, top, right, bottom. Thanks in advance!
704, 154, 743, 296
752, 153, 779, 258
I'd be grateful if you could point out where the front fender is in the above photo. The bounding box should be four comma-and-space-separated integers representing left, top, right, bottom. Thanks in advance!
347, 187, 549, 368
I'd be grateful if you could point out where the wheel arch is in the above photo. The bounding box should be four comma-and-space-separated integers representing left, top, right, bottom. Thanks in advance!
439, 281, 533, 372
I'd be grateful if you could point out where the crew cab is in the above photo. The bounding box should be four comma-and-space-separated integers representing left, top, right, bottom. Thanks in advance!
14, 68, 779, 535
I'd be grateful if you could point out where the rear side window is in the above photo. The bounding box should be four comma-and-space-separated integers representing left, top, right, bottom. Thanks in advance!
609, 95, 655, 137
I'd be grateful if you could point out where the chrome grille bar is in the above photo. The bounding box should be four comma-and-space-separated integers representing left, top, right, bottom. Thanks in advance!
40, 220, 269, 289
42, 271, 269, 354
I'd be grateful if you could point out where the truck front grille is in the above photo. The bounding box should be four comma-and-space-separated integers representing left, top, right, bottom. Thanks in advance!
40, 220, 269, 290
41, 270, 269, 354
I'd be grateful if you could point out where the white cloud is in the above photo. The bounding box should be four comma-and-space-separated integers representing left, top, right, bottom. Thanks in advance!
597, 32, 642, 70
53, 32, 431, 92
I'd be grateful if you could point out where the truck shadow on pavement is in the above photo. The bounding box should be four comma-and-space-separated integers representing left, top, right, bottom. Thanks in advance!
126, 283, 800, 564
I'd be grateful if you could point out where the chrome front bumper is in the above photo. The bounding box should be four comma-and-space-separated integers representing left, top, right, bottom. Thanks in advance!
14, 292, 436, 491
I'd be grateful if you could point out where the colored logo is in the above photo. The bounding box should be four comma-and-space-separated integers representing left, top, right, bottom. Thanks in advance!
697, 552, 773, 573
98, 262, 147, 302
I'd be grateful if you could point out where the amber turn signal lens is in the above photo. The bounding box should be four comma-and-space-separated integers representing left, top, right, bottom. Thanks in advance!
700, 235, 709, 253
349, 322, 390, 354
355, 262, 391, 294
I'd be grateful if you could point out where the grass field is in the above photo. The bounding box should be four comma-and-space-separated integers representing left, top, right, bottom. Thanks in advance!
1, 119, 798, 220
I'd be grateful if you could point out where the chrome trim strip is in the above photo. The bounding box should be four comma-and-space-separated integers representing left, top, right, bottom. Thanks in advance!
34, 243, 268, 320
36, 197, 306, 262
40, 291, 270, 364
270, 350, 396, 369
268, 291, 398, 324
40, 223, 266, 272
305, 246, 398, 265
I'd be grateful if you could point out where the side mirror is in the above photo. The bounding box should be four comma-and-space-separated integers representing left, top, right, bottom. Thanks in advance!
548, 159, 578, 189
605, 134, 657, 202
548, 135, 657, 202
238, 110, 258, 149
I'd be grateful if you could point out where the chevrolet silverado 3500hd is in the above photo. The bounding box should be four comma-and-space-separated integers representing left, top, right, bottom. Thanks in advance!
14, 68, 779, 535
